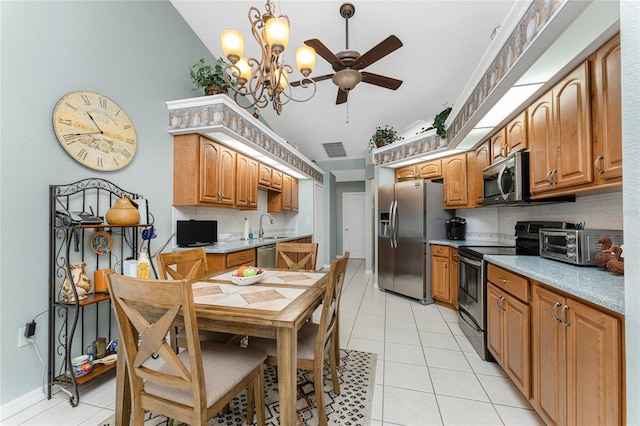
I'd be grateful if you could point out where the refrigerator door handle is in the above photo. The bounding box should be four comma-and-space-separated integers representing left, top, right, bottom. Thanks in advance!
388, 200, 395, 247
391, 200, 399, 248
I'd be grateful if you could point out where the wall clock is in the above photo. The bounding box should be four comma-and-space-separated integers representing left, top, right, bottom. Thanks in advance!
52, 90, 137, 171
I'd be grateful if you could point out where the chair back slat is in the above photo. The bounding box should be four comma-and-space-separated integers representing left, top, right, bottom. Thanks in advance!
315, 252, 349, 358
108, 274, 206, 409
275, 242, 318, 270
157, 247, 208, 280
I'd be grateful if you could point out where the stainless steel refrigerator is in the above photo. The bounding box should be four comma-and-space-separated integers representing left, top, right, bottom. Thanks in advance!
378, 179, 451, 304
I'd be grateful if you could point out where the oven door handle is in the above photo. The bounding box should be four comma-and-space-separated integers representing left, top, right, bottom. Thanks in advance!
458, 307, 482, 332
458, 254, 482, 268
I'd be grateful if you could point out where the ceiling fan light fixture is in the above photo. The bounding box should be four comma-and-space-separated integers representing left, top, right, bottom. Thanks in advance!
221, 29, 244, 64
296, 45, 316, 77
332, 69, 362, 91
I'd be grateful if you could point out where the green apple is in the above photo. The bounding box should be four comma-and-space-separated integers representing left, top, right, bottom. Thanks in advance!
242, 267, 258, 277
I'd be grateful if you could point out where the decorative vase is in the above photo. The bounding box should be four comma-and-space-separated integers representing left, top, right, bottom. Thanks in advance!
105, 197, 140, 225
205, 85, 225, 96
61, 262, 92, 301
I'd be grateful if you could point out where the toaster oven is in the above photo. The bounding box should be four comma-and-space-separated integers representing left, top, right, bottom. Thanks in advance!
539, 228, 623, 266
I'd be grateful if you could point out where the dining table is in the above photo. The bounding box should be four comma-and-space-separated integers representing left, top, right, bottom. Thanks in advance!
115, 267, 329, 426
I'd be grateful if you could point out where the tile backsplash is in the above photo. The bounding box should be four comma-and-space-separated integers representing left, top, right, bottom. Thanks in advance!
458, 190, 623, 243
172, 191, 298, 243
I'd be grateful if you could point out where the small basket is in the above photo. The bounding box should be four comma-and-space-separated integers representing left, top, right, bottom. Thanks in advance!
230, 270, 265, 286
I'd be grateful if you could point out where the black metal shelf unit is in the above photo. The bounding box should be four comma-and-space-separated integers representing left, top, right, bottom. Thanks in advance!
48, 178, 152, 406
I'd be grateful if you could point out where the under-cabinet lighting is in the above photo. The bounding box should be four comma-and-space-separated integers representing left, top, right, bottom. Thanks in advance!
476, 83, 543, 128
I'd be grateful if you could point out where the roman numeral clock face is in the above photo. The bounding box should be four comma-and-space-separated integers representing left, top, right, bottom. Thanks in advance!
52, 90, 137, 171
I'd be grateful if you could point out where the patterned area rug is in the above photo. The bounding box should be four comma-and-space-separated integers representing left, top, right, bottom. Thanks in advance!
101, 349, 376, 426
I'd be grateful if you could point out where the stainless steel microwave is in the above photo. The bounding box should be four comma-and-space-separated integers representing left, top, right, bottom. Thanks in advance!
482, 151, 575, 206
482, 151, 530, 206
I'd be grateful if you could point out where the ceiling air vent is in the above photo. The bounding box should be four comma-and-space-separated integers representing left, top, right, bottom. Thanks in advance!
322, 142, 347, 158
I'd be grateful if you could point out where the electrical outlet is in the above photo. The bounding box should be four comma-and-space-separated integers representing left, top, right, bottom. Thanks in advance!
18, 327, 29, 347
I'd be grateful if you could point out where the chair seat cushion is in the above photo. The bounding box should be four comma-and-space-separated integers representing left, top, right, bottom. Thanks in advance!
144, 342, 266, 408
249, 322, 319, 361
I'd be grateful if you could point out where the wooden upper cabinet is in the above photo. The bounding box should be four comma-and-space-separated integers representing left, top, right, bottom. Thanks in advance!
490, 128, 507, 162
396, 165, 419, 181
236, 154, 258, 209
467, 141, 490, 207
528, 61, 592, 196
271, 169, 283, 191
268, 173, 297, 213
173, 134, 236, 206
291, 177, 299, 212
258, 163, 273, 187
443, 153, 468, 208
592, 33, 622, 183
395, 160, 442, 182
418, 159, 442, 179
505, 111, 528, 155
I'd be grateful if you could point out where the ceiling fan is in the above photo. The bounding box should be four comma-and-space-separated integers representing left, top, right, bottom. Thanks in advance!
291, 3, 403, 105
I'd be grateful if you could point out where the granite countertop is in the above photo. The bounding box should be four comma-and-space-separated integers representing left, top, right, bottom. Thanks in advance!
429, 239, 514, 249
173, 234, 312, 254
485, 255, 624, 315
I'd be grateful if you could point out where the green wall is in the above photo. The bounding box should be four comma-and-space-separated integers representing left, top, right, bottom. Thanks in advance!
0, 0, 211, 404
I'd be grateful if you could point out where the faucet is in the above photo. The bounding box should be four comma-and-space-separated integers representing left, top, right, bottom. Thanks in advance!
258, 213, 274, 239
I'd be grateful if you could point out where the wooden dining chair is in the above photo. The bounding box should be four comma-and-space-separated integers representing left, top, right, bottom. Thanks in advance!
275, 242, 318, 270
108, 273, 266, 426
157, 248, 238, 351
248, 252, 350, 426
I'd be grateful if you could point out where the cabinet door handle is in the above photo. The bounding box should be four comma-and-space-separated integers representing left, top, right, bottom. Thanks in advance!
240, 256, 246, 260
498, 296, 506, 311
551, 169, 558, 185
595, 155, 605, 174
546, 170, 554, 185
551, 302, 563, 323
444, 261, 448, 269
498, 277, 507, 284
561, 305, 570, 326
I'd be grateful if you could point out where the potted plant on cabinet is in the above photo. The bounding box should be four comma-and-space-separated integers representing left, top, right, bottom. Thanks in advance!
418, 105, 452, 138
368, 125, 403, 152
189, 57, 238, 96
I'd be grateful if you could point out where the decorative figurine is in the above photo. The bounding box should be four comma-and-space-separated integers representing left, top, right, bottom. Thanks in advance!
594, 236, 614, 269
61, 261, 92, 301
606, 246, 624, 276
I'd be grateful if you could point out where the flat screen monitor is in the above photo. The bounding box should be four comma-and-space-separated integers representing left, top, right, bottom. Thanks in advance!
176, 220, 217, 247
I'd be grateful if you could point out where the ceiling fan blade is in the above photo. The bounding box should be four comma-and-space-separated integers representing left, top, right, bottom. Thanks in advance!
336, 88, 349, 105
353, 35, 403, 70
361, 71, 403, 90
304, 39, 345, 71
290, 73, 334, 87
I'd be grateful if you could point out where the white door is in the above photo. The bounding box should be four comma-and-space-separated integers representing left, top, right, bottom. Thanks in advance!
343, 192, 366, 258
313, 182, 324, 269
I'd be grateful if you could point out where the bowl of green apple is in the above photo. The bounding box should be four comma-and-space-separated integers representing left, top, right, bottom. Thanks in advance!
230, 266, 265, 286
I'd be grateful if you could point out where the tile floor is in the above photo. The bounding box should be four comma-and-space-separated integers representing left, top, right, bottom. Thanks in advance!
1, 258, 544, 425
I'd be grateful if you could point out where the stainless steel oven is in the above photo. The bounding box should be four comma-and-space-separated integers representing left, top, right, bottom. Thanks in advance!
457, 249, 486, 359
456, 221, 569, 361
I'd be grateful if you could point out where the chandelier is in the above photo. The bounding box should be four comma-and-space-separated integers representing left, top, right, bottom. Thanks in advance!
220, 1, 317, 115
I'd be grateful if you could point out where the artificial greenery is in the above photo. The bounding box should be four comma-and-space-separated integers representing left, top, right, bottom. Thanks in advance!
189, 58, 237, 93
418, 106, 453, 138
368, 125, 404, 152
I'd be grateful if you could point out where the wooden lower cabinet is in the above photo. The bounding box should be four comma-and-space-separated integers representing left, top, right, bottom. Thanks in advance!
487, 282, 530, 399
430, 244, 457, 309
206, 248, 256, 273
531, 283, 622, 426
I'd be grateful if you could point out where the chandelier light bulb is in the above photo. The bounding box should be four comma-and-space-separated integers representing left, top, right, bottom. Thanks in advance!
264, 17, 289, 55
296, 45, 316, 77
221, 29, 244, 64
235, 58, 252, 85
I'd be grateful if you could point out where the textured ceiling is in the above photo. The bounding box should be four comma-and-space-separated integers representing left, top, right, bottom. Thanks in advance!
171, 0, 516, 163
